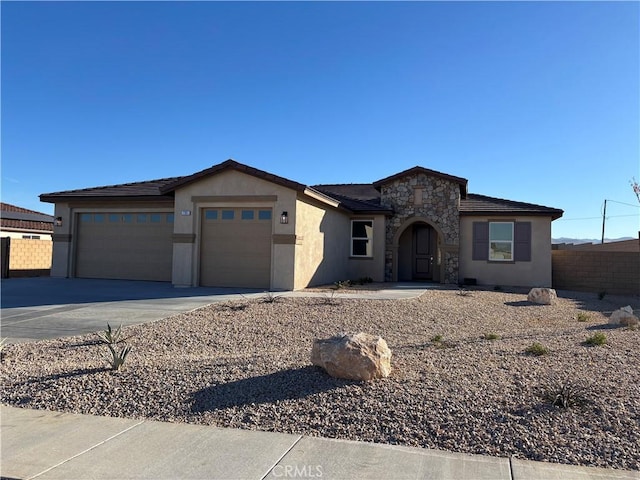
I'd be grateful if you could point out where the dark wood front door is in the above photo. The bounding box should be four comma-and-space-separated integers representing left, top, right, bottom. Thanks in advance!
412, 225, 433, 280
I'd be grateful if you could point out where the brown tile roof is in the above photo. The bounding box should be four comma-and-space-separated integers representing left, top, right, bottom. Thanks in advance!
1, 202, 54, 232
373, 166, 468, 197
460, 194, 563, 219
40, 177, 182, 203
37, 160, 563, 219
311, 184, 392, 214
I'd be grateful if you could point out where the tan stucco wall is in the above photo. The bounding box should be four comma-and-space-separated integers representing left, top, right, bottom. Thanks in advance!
459, 215, 553, 287
293, 198, 349, 289
172, 169, 298, 289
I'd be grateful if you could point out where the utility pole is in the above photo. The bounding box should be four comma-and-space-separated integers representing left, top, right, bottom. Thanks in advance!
601, 199, 607, 244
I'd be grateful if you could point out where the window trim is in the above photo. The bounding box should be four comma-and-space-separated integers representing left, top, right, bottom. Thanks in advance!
350, 219, 374, 258
488, 221, 514, 262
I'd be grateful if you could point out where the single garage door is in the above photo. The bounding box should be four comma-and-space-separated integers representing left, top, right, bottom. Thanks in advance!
200, 207, 272, 288
76, 212, 174, 281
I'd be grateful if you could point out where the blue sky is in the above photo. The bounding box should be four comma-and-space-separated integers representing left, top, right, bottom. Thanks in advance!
2, 1, 639, 240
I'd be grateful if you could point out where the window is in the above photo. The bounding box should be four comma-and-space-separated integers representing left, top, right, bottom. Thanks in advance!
137, 214, 147, 223
241, 210, 254, 220
166, 213, 174, 223
122, 214, 133, 223
221, 210, 234, 220
351, 220, 373, 257
109, 214, 120, 223
94, 214, 105, 223
150, 214, 162, 223
22, 235, 40, 240
80, 213, 92, 223
489, 222, 513, 261
205, 210, 218, 220
258, 210, 271, 220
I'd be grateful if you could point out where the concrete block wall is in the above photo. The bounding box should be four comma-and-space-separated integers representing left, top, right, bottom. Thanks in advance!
552, 250, 640, 296
8, 238, 53, 276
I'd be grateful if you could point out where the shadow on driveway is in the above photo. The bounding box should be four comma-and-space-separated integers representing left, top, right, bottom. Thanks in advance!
1, 277, 264, 308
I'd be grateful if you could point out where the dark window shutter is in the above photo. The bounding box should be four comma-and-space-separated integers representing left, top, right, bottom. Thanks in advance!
472, 222, 489, 261
514, 222, 531, 262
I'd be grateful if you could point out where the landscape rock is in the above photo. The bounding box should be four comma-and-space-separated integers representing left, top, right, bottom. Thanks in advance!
609, 306, 639, 327
527, 287, 557, 305
311, 332, 392, 381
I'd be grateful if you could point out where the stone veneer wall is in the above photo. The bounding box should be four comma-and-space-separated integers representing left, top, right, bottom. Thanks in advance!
380, 173, 461, 283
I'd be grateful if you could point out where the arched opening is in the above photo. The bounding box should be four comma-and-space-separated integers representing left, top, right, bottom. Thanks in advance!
392, 218, 444, 283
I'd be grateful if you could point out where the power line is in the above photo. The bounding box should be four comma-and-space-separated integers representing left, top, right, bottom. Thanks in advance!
556, 214, 638, 222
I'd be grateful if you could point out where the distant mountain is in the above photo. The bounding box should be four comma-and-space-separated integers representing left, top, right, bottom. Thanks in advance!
552, 237, 635, 245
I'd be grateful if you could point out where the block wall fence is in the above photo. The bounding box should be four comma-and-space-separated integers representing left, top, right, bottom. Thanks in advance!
3, 238, 52, 277
552, 250, 639, 296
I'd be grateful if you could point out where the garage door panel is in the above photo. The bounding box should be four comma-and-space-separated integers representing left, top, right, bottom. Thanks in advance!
76, 212, 173, 282
200, 208, 272, 288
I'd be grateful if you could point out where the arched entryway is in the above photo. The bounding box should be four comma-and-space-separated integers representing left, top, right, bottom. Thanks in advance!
392, 218, 444, 283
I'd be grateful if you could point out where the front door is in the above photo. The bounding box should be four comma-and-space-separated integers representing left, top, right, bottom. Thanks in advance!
412, 224, 433, 280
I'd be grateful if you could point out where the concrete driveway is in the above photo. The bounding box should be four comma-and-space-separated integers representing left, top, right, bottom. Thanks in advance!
1, 277, 266, 343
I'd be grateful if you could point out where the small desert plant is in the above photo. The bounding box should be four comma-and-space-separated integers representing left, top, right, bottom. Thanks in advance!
430, 334, 443, 343
106, 343, 132, 371
525, 342, 549, 356
483, 333, 500, 341
598, 290, 607, 300
333, 280, 351, 290
584, 332, 607, 346
543, 378, 590, 409
323, 289, 340, 305
576, 312, 590, 322
0, 337, 7, 361
98, 324, 132, 371
262, 291, 282, 303
457, 288, 472, 297
97, 323, 124, 345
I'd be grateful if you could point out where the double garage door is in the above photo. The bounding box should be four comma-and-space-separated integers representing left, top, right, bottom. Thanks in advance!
200, 207, 272, 288
75, 212, 174, 281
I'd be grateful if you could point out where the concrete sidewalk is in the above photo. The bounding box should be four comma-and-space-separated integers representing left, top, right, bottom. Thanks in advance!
2, 406, 637, 480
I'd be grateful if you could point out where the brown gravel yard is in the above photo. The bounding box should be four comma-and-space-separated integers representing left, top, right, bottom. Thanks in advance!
1, 287, 639, 471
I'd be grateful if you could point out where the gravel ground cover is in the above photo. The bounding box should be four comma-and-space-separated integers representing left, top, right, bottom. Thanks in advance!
2, 287, 639, 471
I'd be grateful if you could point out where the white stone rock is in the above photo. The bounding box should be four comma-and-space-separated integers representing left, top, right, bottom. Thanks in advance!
609, 306, 639, 327
311, 332, 392, 381
527, 288, 557, 305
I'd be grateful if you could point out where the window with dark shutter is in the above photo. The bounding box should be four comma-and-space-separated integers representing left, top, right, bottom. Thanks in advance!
472, 222, 489, 261
514, 222, 532, 262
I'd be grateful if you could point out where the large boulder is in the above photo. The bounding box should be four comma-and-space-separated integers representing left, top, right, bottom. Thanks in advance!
527, 287, 557, 305
609, 306, 639, 327
311, 332, 392, 381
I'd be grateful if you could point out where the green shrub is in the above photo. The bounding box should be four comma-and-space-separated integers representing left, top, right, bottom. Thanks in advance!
584, 332, 607, 346
106, 343, 132, 371
333, 280, 351, 290
576, 312, 590, 322
430, 334, 443, 343
97, 323, 124, 345
483, 333, 500, 341
525, 342, 549, 356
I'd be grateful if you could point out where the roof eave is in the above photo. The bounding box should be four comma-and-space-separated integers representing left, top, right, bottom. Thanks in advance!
460, 210, 564, 220
39, 194, 175, 204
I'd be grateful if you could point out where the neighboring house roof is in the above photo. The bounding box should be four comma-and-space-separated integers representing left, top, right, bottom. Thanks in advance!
1, 202, 54, 232
373, 166, 469, 198
553, 239, 639, 252
460, 194, 564, 219
40, 177, 182, 203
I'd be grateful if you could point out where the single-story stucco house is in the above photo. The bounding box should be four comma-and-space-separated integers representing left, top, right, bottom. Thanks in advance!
40, 159, 563, 290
